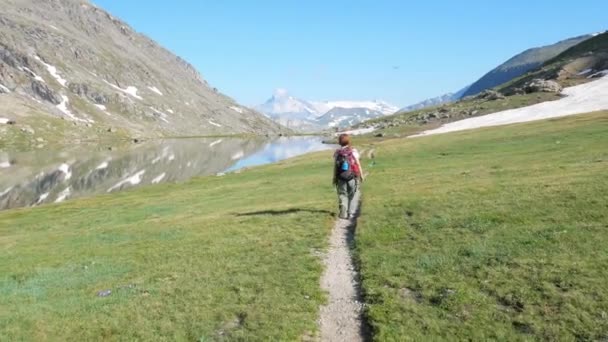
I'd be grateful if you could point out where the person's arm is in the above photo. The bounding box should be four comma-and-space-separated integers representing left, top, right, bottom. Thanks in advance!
354, 149, 365, 182
332, 152, 338, 186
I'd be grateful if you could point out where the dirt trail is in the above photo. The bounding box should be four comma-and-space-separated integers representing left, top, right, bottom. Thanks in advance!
319, 214, 369, 341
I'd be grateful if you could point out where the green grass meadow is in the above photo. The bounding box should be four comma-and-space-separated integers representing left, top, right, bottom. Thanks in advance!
358, 111, 608, 340
0, 153, 336, 341
1, 111, 607, 340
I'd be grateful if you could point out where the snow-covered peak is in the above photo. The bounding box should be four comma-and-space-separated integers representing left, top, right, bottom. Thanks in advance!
255, 89, 399, 131
311, 100, 398, 116
273, 88, 290, 98
256, 89, 318, 118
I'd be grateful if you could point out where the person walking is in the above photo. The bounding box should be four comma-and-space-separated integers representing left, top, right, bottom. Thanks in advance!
333, 134, 364, 219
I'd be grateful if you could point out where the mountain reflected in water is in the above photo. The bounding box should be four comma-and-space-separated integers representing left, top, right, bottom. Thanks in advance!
0, 137, 331, 211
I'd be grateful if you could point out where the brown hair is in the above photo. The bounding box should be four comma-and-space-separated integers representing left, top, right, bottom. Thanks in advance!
338, 134, 351, 147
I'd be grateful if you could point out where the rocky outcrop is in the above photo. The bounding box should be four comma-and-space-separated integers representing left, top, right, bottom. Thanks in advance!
524, 79, 563, 93
474, 90, 506, 101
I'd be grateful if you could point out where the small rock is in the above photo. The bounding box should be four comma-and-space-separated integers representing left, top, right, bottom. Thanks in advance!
475, 90, 505, 101
97, 289, 112, 297
36, 137, 44, 142
20, 126, 35, 134
374, 133, 385, 138
107, 127, 116, 133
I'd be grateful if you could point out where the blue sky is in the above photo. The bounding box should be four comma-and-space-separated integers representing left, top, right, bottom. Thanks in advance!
93, 0, 607, 107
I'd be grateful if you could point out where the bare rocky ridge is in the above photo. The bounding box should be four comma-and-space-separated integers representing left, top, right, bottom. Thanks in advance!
0, 0, 284, 146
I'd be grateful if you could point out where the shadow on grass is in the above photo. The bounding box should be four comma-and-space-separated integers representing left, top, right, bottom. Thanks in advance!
235, 208, 334, 217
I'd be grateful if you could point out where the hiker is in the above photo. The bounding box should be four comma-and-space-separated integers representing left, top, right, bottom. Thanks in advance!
333, 134, 364, 219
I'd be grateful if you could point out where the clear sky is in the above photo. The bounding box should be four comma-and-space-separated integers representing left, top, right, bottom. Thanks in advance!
93, 0, 607, 107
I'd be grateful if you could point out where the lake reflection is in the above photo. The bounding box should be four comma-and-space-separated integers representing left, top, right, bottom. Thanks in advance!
0, 136, 331, 211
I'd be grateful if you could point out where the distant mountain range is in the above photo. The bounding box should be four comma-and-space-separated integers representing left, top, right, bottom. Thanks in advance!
400, 86, 470, 112
255, 89, 398, 131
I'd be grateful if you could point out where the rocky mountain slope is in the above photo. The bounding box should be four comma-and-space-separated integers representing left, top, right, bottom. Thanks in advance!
0, 0, 284, 149
499, 31, 608, 94
400, 85, 470, 112
255, 89, 398, 131
315, 107, 386, 128
461, 34, 593, 98
356, 31, 608, 135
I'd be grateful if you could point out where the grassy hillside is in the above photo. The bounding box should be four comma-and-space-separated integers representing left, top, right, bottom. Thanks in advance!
358, 92, 560, 138
500, 32, 608, 94
1, 111, 607, 340
462, 35, 591, 97
358, 111, 608, 340
547, 31, 608, 64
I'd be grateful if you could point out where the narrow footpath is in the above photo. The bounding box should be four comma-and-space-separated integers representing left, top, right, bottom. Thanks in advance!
319, 214, 369, 341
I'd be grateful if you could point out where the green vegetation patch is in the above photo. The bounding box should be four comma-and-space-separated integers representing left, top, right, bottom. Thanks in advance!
357, 112, 608, 340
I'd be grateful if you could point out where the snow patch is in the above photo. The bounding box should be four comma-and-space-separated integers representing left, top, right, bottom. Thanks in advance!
107, 170, 146, 192
209, 139, 223, 147
148, 86, 163, 96
588, 70, 608, 78
151, 173, 166, 184
578, 69, 593, 76
104, 80, 142, 100
167, 109, 174, 114
336, 127, 376, 136
0, 118, 11, 124
150, 107, 170, 123
0, 161, 11, 168
96, 161, 109, 170
55, 187, 71, 203
21, 67, 45, 82
0, 187, 12, 197
0, 84, 10, 93
94, 104, 107, 111
413, 75, 608, 137
58, 163, 72, 180
230, 106, 244, 113
57, 95, 87, 122
231, 151, 244, 160
35, 55, 68, 87
208, 120, 222, 127
36, 192, 49, 205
